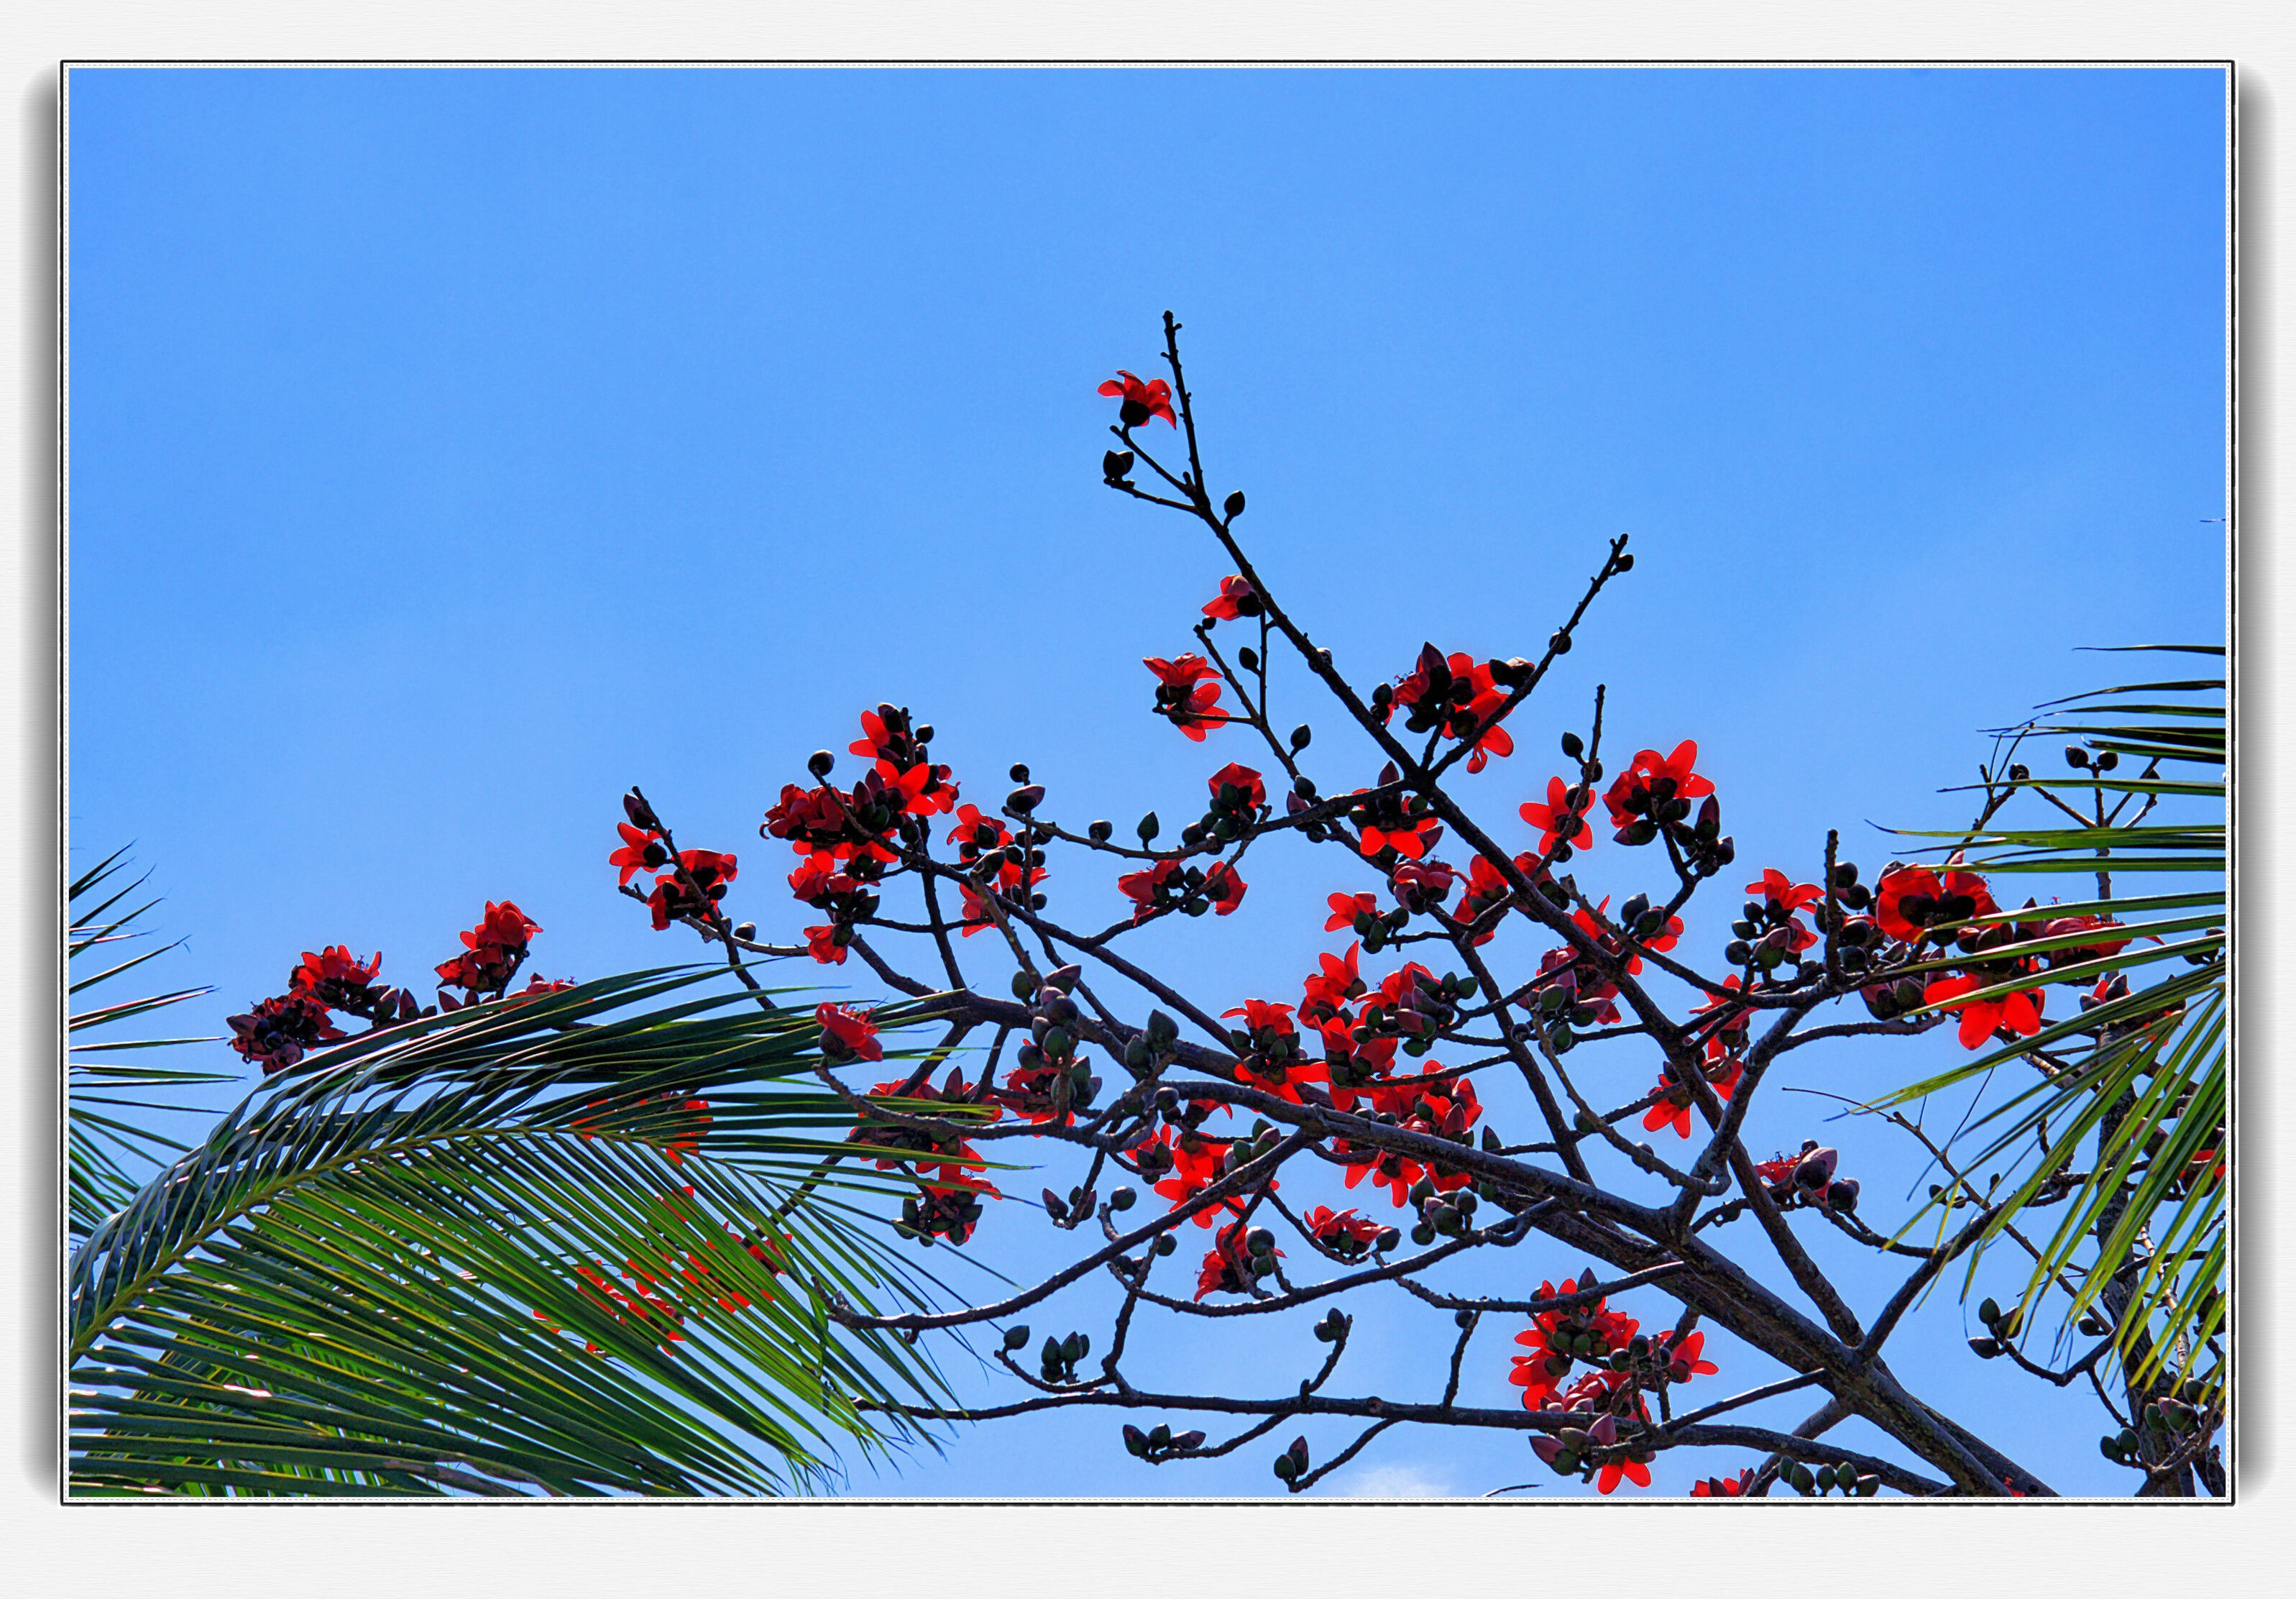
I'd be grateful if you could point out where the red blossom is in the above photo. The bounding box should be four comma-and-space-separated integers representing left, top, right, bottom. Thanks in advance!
1118, 859, 1189, 923
1598, 1453, 1653, 1495
816, 1002, 883, 1063
1357, 812, 1440, 860
1326, 891, 1379, 933
1510, 1277, 1640, 1408
435, 901, 541, 992
1149, 1127, 1259, 1227
1873, 864, 1997, 944
788, 855, 844, 904
1924, 973, 2046, 1050
1206, 761, 1267, 812
1202, 574, 1259, 621
1640, 1053, 1744, 1140
804, 925, 848, 965
947, 802, 1014, 861
226, 990, 344, 1076
644, 851, 739, 931
1099, 369, 1177, 428
1145, 654, 1230, 740
290, 944, 381, 994
287, 945, 400, 1020
610, 822, 669, 886
1336, 1137, 1427, 1207
1384, 649, 1517, 774
1300, 942, 1365, 1024
1601, 740, 1714, 833
1203, 859, 1249, 916
1747, 868, 1824, 916
1653, 1328, 1719, 1385
1301, 1205, 1383, 1260
1223, 999, 1297, 1037
1388, 858, 1456, 916
1520, 776, 1596, 855
1692, 1469, 1755, 1498
1195, 1221, 1278, 1301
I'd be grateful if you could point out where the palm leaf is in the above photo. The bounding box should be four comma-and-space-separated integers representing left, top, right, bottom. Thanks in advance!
70, 966, 970, 1495
1872, 653, 2225, 1403
67, 848, 234, 1242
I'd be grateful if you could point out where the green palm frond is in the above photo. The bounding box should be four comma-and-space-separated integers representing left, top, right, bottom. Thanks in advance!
1874, 648, 2225, 1402
68, 848, 234, 1242
69, 968, 965, 1496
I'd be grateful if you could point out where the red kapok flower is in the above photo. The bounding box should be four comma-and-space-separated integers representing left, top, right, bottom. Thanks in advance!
1203, 859, 1248, 916
1653, 1327, 1719, 1385
1337, 1143, 1424, 1208
1144, 654, 1229, 740
1222, 998, 1296, 1037
1301, 1204, 1383, 1260
1356, 812, 1441, 861
610, 822, 669, 886
1520, 776, 1595, 855
1924, 973, 2045, 1050
1206, 761, 1267, 812
1118, 858, 1189, 924
1202, 574, 1259, 621
1597, 1452, 1653, 1495
1195, 1221, 1277, 1300
804, 925, 848, 966
1602, 740, 1715, 830
1692, 1468, 1755, 1498
1747, 868, 1824, 916
1873, 865, 1997, 944
644, 851, 739, 931
288, 945, 395, 1017
1384, 650, 1517, 774
226, 990, 345, 1076
1326, 891, 1379, 933
815, 1002, 883, 1063
1099, 369, 1177, 428
1300, 942, 1364, 1023
436, 901, 542, 991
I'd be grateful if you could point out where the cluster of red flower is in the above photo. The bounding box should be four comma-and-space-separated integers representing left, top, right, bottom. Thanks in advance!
228, 906, 564, 1076
1376, 646, 1521, 774
1511, 1269, 1719, 1492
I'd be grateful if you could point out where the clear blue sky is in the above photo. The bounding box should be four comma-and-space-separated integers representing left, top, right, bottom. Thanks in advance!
66, 66, 2226, 1497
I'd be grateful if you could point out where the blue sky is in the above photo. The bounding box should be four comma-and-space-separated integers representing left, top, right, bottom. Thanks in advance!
65, 65, 2226, 1497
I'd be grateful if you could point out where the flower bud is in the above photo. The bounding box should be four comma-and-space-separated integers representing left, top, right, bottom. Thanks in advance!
1137, 812, 1160, 843
1224, 490, 1246, 518
1104, 449, 1136, 481
1003, 1324, 1031, 1351
1153, 1233, 1178, 1257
